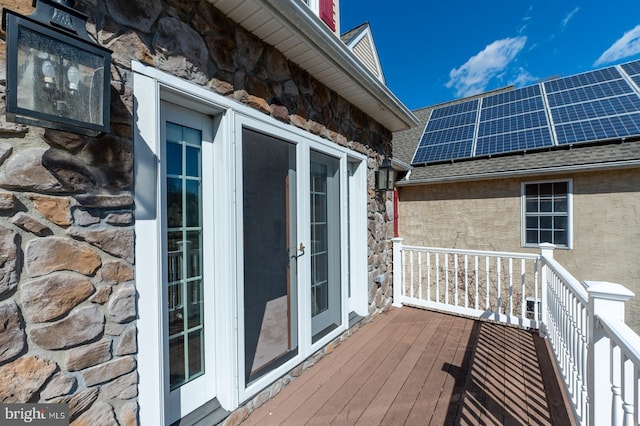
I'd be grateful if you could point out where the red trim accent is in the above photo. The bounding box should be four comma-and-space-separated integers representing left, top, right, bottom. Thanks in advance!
319, 0, 335, 31
393, 189, 399, 238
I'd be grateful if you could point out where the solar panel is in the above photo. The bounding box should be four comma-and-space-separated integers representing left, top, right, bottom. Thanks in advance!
621, 61, 640, 89
409, 59, 640, 165
413, 140, 474, 163
411, 99, 478, 163
545, 64, 640, 145
476, 86, 553, 156
475, 128, 553, 156
544, 67, 621, 93
430, 99, 478, 118
621, 61, 640, 77
554, 113, 640, 144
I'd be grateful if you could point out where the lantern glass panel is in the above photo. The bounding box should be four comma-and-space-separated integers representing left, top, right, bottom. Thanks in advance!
16, 25, 106, 127
376, 168, 388, 190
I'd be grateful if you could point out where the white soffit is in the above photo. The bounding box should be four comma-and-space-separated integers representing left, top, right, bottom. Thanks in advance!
210, 0, 418, 132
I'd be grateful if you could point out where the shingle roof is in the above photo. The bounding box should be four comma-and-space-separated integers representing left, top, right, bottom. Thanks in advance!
393, 87, 640, 185
393, 86, 514, 165
340, 22, 368, 44
402, 139, 640, 184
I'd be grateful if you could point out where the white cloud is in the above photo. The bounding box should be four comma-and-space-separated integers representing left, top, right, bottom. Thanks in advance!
594, 25, 640, 66
561, 7, 580, 29
512, 67, 537, 87
446, 37, 527, 98
519, 5, 534, 35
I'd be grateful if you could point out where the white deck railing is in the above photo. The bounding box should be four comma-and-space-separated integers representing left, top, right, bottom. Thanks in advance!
392, 238, 640, 426
392, 244, 542, 329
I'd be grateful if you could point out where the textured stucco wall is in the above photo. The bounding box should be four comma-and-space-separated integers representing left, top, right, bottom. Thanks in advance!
398, 168, 640, 331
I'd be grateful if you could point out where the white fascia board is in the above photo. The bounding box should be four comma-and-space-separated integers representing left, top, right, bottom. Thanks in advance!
210, 0, 417, 132
396, 160, 640, 186
391, 157, 413, 171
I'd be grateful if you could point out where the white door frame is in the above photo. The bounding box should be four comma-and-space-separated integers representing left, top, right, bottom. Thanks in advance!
134, 61, 369, 423
135, 63, 239, 424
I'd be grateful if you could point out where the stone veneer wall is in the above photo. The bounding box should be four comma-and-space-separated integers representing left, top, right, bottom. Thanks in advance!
0, 0, 395, 424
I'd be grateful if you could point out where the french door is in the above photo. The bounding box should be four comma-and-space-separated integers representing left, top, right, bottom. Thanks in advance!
242, 128, 299, 384
134, 67, 367, 422
240, 125, 343, 389
161, 103, 215, 423
310, 151, 341, 341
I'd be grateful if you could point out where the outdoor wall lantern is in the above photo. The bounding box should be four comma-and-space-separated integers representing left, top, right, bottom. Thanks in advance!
3, 0, 111, 136
376, 158, 395, 192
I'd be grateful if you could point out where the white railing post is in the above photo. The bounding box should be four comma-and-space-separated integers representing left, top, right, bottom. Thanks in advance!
392, 237, 404, 308
586, 281, 635, 426
539, 243, 555, 336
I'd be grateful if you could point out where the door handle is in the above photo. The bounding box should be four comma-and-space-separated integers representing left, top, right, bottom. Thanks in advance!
292, 242, 305, 259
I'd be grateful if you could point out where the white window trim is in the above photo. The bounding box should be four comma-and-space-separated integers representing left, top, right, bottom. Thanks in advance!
133, 61, 368, 423
520, 178, 573, 250
303, 0, 319, 15
346, 157, 368, 317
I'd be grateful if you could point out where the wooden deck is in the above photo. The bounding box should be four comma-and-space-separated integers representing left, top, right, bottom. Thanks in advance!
241, 307, 574, 425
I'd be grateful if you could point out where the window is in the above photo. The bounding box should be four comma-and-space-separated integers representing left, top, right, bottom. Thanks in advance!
522, 180, 572, 248
300, 0, 335, 32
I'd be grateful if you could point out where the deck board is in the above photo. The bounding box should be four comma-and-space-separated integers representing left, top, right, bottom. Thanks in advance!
240, 307, 574, 426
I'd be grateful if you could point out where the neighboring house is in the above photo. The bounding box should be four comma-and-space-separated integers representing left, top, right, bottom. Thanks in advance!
393, 60, 640, 333
0, 0, 417, 425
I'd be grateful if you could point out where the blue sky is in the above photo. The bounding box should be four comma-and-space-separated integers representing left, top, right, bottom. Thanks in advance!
340, 1, 640, 110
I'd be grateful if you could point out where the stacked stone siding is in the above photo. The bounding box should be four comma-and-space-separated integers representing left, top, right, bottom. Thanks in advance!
0, 132, 136, 425
0, 0, 395, 424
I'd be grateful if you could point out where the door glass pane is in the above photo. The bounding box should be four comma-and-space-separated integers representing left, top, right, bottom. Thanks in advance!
310, 151, 341, 342
242, 129, 298, 384
165, 122, 204, 391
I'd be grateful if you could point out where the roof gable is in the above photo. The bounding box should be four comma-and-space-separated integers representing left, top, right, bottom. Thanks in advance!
341, 22, 385, 84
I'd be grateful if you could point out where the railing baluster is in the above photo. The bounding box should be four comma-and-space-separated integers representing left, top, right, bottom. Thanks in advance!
401, 246, 406, 299
570, 289, 577, 403
581, 304, 588, 423
418, 251, 423, 300
534, 257, 539, 324
633, 365, 639, 426
427, 252, 431, 302
454, 253, 459, 307
435, 252, 440, 303
621, 353, 634, 426
485, 256, 490, 311
474, 256, 479, 310
520, 258, 526, 320
464, 254, 469, 309
496, 257, 501, 317
409, 251, 415, 299
508, 257, 513, 317
444, 253, 449, 305
563, 279, 570, 396
612, 344, 622, 425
